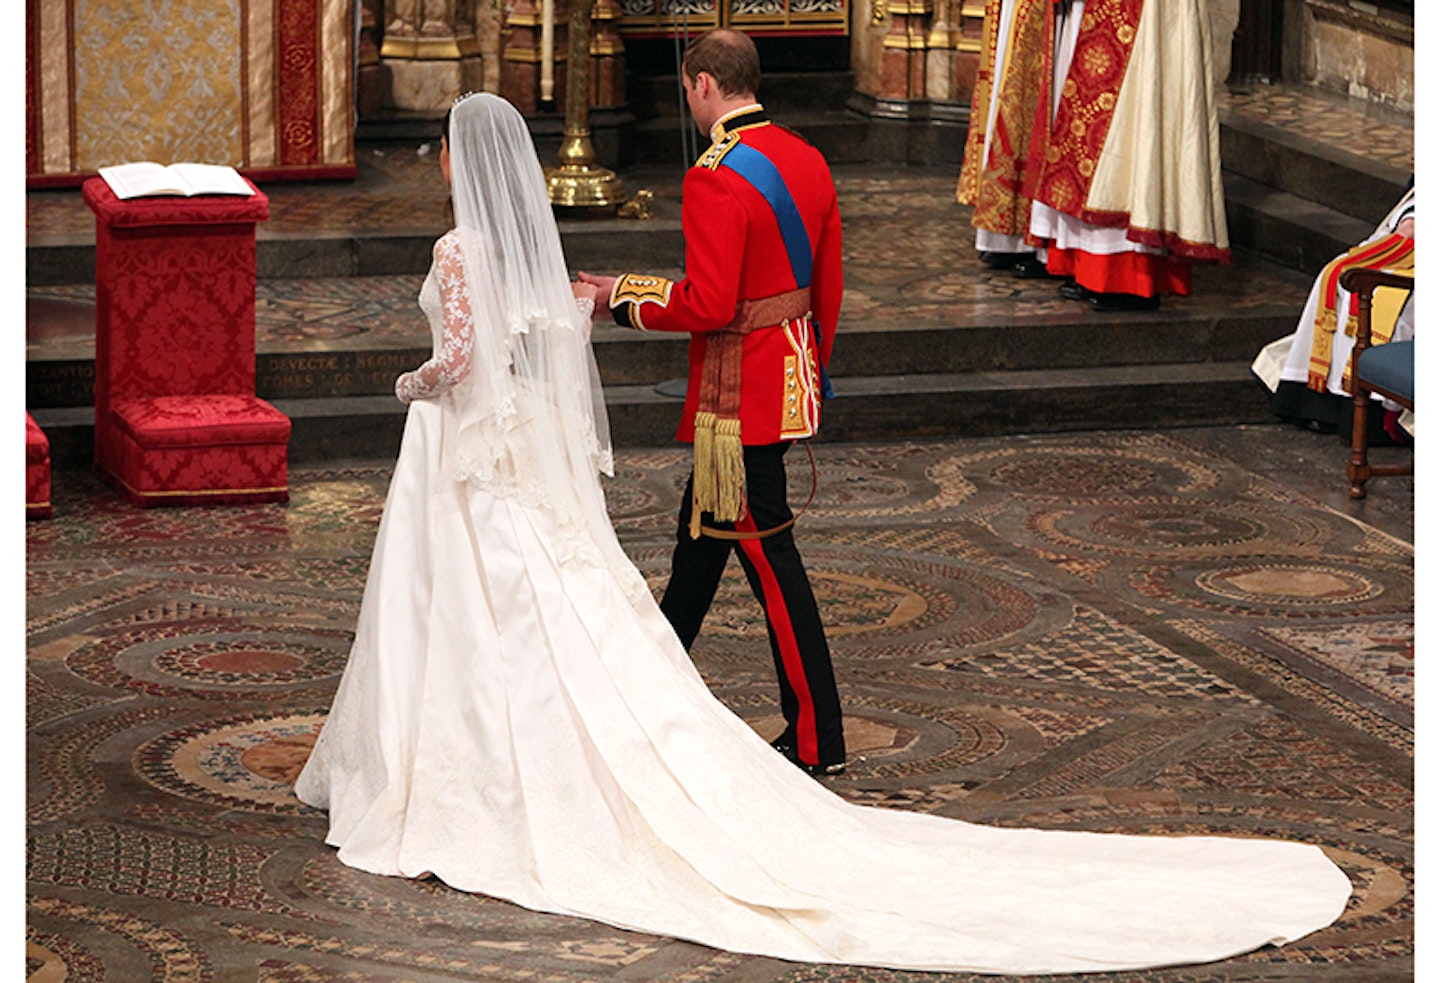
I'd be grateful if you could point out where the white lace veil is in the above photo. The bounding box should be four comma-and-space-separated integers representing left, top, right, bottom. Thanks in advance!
442, 93, 628, 576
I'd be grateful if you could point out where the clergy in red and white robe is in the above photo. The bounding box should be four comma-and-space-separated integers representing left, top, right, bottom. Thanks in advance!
1024, 0, 1229, 305
956, 0, 1050, 273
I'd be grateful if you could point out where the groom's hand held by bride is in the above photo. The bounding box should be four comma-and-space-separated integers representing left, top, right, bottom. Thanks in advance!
576, 271, 616, 320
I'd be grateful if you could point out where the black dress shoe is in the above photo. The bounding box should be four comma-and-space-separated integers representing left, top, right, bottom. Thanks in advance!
1058, 279, 1090, 301
979, 250, 1028, 270
1009, 255, 1056, 279
771, 738, 846, 777
1088, 292, 1161, 312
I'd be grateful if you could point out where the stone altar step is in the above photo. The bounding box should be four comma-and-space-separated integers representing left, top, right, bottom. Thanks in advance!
31, 360, 1273, 470
27, 116, 1401, 292
26, 295, 1295, 409
23, 165, 1362, 290
25, 202, 688, 287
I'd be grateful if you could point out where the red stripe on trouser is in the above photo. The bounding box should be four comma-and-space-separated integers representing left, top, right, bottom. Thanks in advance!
736, 513, 818, 764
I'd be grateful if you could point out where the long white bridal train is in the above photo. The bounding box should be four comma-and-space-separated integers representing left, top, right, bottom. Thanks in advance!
296, 401, 1352, 976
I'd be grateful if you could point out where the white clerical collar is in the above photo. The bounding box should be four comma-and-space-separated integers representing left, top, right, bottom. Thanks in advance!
710, 103, 766, 142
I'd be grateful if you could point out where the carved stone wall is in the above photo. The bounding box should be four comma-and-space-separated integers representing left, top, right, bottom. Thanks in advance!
381, 0, 486, 111
1209, 0, 1240, 83
851, 0, 981, 106
847, 0, 1411, 117
1300, 0, 1412, 109
498, 0, 624, 114
474, 0, 503, 92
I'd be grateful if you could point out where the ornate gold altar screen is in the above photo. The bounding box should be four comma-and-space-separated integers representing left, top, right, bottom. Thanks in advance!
26, 0, 356, 187
25, 0, 984, 189
614, 0, 847, 37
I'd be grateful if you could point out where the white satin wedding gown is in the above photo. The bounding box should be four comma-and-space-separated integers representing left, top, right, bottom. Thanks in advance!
295, 241, 1352, 976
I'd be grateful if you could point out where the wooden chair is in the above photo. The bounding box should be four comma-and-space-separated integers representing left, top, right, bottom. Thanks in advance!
1340, 267, 1414, 500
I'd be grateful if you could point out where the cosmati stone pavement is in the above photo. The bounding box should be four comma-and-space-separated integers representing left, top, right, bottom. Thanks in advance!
26, 423, 1413, 982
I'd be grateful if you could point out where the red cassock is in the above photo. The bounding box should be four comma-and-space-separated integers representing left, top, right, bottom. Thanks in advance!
610, 108, 843, 446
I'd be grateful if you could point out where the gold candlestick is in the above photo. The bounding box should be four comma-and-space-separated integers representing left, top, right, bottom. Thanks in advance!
545, 0, 625, 210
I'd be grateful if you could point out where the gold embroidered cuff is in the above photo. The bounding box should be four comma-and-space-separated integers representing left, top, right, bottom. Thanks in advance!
611, 273, 673, 331
612, 272, 674, 307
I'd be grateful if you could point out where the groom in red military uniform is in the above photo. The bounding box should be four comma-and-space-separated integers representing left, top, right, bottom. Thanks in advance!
580, 28, 846, 776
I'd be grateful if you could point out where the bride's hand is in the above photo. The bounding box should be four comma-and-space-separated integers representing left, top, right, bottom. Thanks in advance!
571, 279, 601, 305
576, 272, 616, 320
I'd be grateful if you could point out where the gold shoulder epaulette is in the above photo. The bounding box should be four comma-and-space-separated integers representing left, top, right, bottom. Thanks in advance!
696, 131, 742, 171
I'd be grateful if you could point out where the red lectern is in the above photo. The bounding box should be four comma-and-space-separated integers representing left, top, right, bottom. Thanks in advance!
83, 179, 290, 507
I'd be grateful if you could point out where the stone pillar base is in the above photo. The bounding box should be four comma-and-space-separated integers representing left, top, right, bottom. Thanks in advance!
385, 56, 486, 113
924, 48, 952, 101
358, 62, 392, 119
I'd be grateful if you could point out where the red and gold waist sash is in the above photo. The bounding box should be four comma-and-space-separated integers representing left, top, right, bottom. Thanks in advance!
1307, 233, 1414, 392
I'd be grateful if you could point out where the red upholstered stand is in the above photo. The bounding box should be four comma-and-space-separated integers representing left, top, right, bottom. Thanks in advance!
82, 179, 291, 507
26, 412, 52, 520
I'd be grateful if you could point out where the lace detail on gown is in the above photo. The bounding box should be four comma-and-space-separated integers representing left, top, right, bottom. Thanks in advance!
390, 232, 641, 601
396, 234, 474, 403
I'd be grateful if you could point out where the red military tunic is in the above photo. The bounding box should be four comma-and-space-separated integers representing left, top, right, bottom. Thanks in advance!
609, 105, 843, 446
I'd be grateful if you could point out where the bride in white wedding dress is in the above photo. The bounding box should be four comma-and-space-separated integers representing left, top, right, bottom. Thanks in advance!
294, 93, 1351, 975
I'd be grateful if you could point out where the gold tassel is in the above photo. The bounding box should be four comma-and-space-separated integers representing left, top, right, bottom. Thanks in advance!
712, 417, 746, 523
690, 411, 717, 538
689, 491, 703, 539
693, 411, 718, 509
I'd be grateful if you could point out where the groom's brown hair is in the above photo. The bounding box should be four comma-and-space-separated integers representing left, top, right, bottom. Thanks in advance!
682, 29, 760, 99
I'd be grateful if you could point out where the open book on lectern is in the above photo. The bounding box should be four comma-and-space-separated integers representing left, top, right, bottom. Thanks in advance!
98, 162, 254, 200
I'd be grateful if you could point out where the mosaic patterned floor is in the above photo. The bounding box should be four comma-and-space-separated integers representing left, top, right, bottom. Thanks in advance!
1217, 84, 1413, 173
26, 426, 1413, 982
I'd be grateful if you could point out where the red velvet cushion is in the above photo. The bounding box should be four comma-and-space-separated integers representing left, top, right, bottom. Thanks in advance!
25, 412, 50, 464
112, 395, 291, 448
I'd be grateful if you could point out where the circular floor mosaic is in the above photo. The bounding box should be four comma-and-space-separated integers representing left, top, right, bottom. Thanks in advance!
27, 896, 208, 982
68, 625, 353, 697
810, 451, 951, 514
726, 694, 1009, 779
601, 465, 668, 519
133, 713, 324, 813
1026, 500, 1334, 557
628, 545, 1055, 656
284, 474, 389, 535
950, 444, 1225, 500
1129, 559, 1412, 618
298, 856, 515, 930
1196, 564, 1384, 606
27, 928, 105, 983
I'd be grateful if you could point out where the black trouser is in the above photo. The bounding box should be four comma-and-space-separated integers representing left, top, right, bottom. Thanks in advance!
659, 441, 845, 767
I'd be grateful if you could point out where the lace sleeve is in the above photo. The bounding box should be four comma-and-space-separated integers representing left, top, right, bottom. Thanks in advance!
575, 295, 595, 340
395, 234, 476, 403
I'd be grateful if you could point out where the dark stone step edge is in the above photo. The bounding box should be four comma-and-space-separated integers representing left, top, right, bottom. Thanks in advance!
25, 308, 1297, 409
1222, 170, 1375, 276
26, 222, 688, 287
31, 360, 1275, 470
1218, 108, 1411, 227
